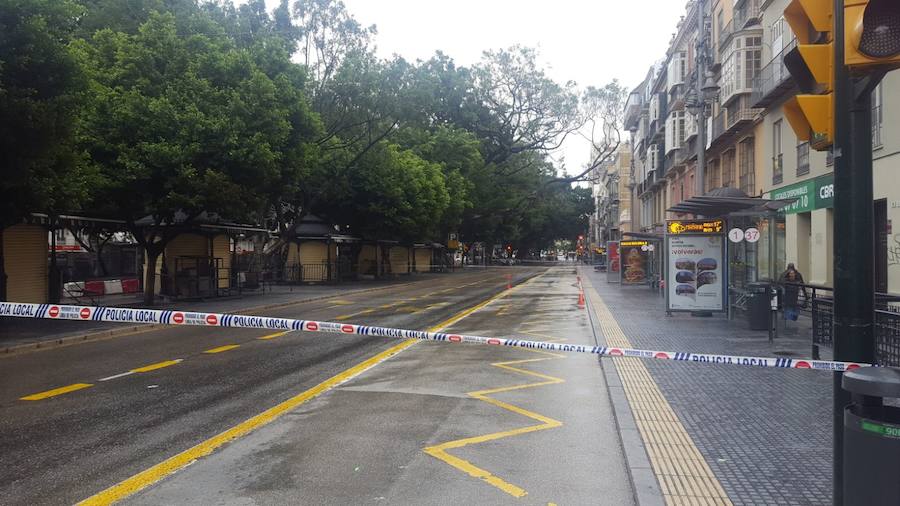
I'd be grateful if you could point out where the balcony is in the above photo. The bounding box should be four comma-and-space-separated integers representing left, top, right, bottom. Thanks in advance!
624, 91, 643, 130
710, 105, 762, 146
734, 0, 760, 30
751, 39, 798, 108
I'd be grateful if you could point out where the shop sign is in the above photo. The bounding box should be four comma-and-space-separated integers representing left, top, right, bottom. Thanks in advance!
619, 240, 650, 285
770, 174, 834, 214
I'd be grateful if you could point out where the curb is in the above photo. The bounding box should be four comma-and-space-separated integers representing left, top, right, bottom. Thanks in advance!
581, 269, 665, 506
1, 280, 423, 357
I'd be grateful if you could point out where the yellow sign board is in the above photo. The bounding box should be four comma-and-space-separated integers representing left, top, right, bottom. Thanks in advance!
667, 219, 725, 235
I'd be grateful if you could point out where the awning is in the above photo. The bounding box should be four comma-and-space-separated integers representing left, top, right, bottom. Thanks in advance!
667, 187, 796, 216
622, 231, 664, 242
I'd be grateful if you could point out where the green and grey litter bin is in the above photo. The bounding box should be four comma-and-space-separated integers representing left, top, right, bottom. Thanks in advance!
842, 367, 900, 506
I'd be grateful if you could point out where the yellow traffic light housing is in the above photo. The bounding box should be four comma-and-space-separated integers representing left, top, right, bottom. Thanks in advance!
783, 0, 835, 150
784, 95, 833, 150
845, 0, 900, 69
784, 0, 832, 43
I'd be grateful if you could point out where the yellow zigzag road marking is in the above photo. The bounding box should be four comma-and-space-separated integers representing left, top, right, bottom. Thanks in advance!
423, 347, 566, 498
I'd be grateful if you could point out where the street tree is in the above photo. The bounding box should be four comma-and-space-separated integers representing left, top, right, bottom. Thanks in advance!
75, 11, 305, 303
0, 0, 96, 299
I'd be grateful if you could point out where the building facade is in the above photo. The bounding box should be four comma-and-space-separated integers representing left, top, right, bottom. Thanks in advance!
591, 143, 633, 247
622, 0, 900, 293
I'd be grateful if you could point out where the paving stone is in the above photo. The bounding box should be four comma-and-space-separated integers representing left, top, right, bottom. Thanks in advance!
586, 270, 832, 505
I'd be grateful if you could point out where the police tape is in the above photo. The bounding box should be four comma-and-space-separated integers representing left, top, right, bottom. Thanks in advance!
0, 301, 870, 372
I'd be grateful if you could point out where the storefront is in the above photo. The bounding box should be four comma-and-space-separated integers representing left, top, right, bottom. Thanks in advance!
769, 174, 834, 286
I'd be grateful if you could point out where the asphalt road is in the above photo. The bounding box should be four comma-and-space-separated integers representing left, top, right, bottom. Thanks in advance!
0, 267, 544, 505
123, 266, 632, 506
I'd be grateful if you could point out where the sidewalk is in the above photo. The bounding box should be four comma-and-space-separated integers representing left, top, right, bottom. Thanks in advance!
0, 273, 445, 353
582, 267, 832, 505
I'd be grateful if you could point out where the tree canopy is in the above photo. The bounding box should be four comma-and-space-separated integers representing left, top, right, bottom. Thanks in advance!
1, 0, 629, 298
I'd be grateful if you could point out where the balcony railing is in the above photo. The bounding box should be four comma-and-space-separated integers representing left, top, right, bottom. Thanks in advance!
710, 105, 762, 144
751, 38, 798, 107
624, 91, 643, 130
734, 0, 760, 29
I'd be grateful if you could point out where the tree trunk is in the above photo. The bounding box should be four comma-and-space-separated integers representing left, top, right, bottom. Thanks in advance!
143, 247, 160, 305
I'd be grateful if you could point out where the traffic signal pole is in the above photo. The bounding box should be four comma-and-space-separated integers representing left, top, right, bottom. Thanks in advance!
831, 1, 876, 504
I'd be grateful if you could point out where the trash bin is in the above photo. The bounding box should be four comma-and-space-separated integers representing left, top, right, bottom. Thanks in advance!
746, 282, 771, 330
842, 367, 900, 505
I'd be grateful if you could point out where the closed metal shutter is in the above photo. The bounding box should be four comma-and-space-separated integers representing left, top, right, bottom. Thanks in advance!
4, 224, 48, 303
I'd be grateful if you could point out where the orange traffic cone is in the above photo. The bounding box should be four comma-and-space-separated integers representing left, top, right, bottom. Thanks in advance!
506, 274, 512, 290
578, 291, 585, 308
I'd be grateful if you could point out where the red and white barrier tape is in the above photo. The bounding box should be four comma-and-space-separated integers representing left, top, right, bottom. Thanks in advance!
0, 301, 870, 372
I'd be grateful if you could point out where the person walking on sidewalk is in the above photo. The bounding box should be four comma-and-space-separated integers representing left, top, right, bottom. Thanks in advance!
779, 263, 808, 322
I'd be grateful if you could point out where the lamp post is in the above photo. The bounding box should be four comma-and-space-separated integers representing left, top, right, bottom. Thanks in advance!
686, 0, 719, 198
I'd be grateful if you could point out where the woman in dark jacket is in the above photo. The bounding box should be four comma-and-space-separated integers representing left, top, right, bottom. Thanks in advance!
779, 263, 808, 320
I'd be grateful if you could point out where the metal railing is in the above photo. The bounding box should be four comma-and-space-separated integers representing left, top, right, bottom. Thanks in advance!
711, 106, 762, 143
734, 0, 760, 29
751, 39, 798, 107
806, 285, 900, 367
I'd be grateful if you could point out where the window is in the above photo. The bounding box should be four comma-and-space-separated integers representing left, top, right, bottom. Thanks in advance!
873, 82, 883, 148
648, 144, 660, 172
706, 158, 721, 190
667, 52, 686, 90
722, 149, 736, 187
665, 110, 686, 153
771, 17, 784, 55
721, 35, 762, 102
797, 142, 810, 176
739, 137, 755, 195
773, 120, 783, 184
717, 10, 725, 44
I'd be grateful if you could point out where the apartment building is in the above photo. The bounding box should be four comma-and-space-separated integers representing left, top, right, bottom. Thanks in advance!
753, 0, 899, 291
591, 143, 633, 246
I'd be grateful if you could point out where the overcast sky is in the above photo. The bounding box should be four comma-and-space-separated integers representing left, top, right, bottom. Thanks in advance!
252, 0, 687, 173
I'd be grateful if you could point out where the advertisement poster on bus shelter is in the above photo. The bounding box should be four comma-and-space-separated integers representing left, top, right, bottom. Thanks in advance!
665, 220, 726, 312
619, 240, 650, 285
606, 241, 620, 283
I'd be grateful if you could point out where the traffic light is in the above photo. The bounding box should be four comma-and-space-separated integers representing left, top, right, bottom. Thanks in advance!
783, 0, 834, 151
845, 0, 900, 69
